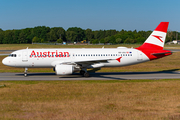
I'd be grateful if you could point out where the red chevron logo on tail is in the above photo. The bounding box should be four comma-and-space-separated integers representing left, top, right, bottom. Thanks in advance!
152, 35, 163, 43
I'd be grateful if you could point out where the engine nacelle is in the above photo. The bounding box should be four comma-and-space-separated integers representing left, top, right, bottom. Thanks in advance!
55, 65, 74, 75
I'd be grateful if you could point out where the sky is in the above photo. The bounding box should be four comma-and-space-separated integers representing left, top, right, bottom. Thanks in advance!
0, 0, 180, 31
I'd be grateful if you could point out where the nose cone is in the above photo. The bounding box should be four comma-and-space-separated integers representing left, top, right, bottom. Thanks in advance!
2, 57, 16, 67
2, 57, 8, 66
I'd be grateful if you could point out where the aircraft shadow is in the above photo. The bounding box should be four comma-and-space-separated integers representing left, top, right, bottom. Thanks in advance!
15, 69, 180, 80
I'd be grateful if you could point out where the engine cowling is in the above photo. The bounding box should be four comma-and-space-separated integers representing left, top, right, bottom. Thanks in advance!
55, 65, 74, 75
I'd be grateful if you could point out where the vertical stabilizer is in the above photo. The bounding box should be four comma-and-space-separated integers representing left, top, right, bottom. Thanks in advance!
137, 22, 169, 50
136, 22, 172, 60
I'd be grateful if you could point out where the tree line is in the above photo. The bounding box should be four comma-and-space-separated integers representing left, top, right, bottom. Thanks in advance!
0, 26, 179, 44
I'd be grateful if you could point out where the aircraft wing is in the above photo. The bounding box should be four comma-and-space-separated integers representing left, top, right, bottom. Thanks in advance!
63, 58, 111, 64
58, 58, 118, 68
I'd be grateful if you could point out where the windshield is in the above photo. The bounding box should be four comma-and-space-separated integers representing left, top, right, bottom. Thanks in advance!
9, 54, 17, 57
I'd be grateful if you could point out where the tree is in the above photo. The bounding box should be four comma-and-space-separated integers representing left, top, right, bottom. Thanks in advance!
23, 28, 34, 43
91, 39, 99, 44
57, 39, 63, 43
32, 26, 50, 42
85, 28, 93, 42
93, 30, 105, 40
18, 30, 28, 43
136, 37, 145, 43
67, 27, 85, 42
105, 30, 117, 37
41, 39, 44, 43
104, 36, 110, 43
99, 38, 105, 44
47, 27, 65, 42
66, 31, 77, 42
116, 38, 122, 44
109, 36, 116, 44
124, 38, 136, 44
13, 30, 21, 43
0, 28, 3, 32
0, 29, 4, 44
3, 30, 14, 44
32, 36, 41, 43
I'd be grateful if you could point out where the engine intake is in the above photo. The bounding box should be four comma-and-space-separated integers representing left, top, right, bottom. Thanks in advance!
55, 65, 74, 75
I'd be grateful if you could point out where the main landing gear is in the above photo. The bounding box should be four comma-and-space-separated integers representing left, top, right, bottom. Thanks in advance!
24, 68, 28, 77
80, 70, 90, 77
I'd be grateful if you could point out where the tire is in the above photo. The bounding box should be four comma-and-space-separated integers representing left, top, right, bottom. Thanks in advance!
24, 73, 27, 77
80, 70, 85, 75
83, 72, 90, 77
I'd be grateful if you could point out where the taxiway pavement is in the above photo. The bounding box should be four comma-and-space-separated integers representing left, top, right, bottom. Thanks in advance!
0, 71, 180, 80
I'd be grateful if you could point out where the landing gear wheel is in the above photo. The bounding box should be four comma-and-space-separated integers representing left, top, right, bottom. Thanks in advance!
83, 72, 90, 77
80, 70, 85, 75
24, 73, 27, 77
24, 68, 28, 77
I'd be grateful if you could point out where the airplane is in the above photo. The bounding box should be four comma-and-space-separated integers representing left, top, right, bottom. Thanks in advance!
2, 22, 172, 77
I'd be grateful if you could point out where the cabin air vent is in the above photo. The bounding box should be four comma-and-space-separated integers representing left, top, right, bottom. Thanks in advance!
117, 47, 128, 49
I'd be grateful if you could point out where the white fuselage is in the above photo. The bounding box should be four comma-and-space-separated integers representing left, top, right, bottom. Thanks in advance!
2, 48, 149, 68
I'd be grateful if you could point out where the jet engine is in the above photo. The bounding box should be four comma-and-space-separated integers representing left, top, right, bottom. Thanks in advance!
55, 65, 74, 75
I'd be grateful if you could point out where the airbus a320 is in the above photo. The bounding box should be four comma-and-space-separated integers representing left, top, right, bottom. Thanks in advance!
2, 22, 172, 77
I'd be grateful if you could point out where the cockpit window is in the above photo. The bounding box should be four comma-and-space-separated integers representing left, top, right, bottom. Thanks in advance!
9, 54, 17, 57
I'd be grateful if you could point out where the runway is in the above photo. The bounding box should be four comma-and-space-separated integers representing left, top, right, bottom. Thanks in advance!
0, 71, 180, 80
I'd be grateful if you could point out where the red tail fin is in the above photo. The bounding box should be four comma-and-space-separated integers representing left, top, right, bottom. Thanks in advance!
137, 22, 169, 50
136, 22, 172, 60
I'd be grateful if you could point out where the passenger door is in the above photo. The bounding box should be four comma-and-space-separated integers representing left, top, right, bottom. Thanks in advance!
137, 51, 143, 61
22, 51, 28, 62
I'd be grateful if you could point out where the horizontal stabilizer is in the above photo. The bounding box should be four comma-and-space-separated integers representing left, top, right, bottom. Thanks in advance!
151, 52, 172, 56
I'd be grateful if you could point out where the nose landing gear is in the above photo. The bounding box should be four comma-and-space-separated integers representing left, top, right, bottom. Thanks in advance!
24, 68, 28, 77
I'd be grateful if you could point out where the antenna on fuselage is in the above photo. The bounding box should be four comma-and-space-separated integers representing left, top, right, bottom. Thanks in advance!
26, 47, 28, 49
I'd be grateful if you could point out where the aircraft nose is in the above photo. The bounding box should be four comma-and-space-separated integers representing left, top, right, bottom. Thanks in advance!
2, 57, 9, 66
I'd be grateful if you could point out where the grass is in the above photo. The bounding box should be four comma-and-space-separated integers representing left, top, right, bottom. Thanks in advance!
1, 44, 180, 119
1, 80, 180, 119
0, 44, 140, 50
